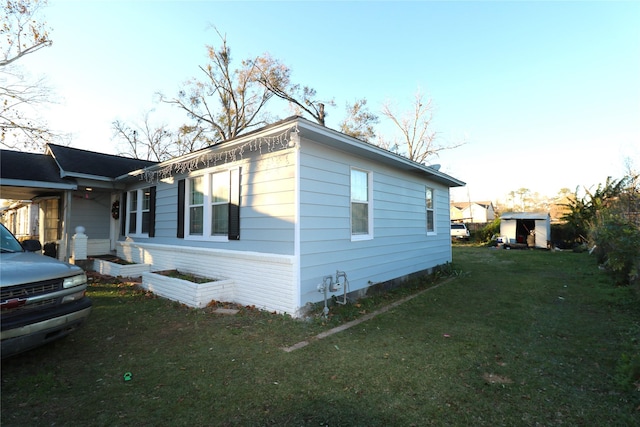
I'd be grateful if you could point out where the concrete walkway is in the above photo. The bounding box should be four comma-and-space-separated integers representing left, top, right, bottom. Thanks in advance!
281, 278, 455, 352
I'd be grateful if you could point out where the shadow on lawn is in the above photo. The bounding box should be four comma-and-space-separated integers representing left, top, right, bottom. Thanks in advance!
234, 399, 398, 427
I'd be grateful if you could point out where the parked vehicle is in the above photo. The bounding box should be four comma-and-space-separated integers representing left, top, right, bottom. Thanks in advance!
450, 223, 470, 240
1, 224, 92, 359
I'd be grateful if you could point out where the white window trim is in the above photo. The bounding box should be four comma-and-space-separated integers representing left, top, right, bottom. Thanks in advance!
426, 186, 436, 236
127, 188, 150, 238
350, 168, 373, 241
184, 168, 232, 242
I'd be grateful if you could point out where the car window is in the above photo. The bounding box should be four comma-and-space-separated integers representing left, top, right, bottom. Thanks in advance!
451, 224, 465, 229
1, 225, 25, 253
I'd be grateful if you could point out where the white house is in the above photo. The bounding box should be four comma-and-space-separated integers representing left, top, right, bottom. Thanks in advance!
450, 201, 495, 224
115, 116, 465, 316
1, 116, 465, 316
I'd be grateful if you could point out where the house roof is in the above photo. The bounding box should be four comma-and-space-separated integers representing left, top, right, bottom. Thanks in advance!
0, 149, 77, 199
47, 144, 157, 180
125, 116, 466, 188
1, 145, 158, 200
296, 118, 465, 187
451, 201, 494, 210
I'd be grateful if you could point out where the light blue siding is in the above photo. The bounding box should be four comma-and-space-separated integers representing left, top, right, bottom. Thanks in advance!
122, 149, 297, 255
70, 192, 111, 238
298, 139, 452, 307
115, 118, 461, 316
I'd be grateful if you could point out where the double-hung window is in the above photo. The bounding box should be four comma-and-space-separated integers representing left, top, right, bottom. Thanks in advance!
188, 176, 205, 235
210, 171, 230, 235
426, 186, 435, 234
351, 168, 372, 240
186, 169, 232, 240
127, 187, 154, 236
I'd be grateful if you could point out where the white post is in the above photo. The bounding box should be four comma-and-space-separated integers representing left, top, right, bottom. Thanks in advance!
72, 226, 88, 264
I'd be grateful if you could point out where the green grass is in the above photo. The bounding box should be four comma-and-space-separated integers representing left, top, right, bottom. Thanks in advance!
2, 247, 639, 426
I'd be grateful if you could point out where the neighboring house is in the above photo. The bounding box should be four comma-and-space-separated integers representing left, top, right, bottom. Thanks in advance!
0, 145, 156, 260
499, 212, 551, 249
1, 116, 465, 316
450, 201, 495, 224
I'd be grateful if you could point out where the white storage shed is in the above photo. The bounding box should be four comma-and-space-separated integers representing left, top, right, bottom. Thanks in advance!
500, 212, 551, 249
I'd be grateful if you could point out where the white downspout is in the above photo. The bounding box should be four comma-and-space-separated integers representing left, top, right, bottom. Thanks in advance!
292, 130, 302, 315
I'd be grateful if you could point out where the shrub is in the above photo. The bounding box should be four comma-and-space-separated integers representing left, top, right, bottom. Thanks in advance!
476, 217, 501, 243
590, 216, 640, 286
551, 222, 583, 249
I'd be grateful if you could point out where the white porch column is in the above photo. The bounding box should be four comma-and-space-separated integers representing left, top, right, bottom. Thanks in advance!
72, 226, 88, 264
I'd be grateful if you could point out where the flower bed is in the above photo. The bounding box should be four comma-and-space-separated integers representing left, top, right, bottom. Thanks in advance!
141, 270, 234, 308
92, 256, 151, 278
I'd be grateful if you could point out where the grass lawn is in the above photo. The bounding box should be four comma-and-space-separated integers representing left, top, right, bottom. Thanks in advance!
2, 247, 639, 426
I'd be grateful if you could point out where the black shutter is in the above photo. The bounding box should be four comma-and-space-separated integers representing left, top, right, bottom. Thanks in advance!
148, 186, 156, 237
177, 179, 185, 238
228, 168, 240, 240
120, 192, 127, 236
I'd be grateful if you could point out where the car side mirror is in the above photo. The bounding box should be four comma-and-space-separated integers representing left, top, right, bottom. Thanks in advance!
22, 239, 43, 252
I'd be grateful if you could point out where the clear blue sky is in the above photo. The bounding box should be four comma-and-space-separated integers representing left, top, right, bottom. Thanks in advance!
20, 0, 640, 204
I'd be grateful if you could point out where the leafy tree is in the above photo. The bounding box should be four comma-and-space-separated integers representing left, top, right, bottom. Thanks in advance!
339, 98, 379, 142
1, 0, 55, 150
562, 175, 640, 285
380, 90, 463, 164
590, 214, 640, 286
159, 29, 283, 144
515, 188, 531, 211
562, 177, 627, 243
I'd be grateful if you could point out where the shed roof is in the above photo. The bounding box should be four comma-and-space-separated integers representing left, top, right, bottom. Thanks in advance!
500, 212, 550, 220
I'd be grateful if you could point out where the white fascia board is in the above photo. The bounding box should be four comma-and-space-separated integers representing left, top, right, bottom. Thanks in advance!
0, 178, 77, 191
59, 172, 115, 182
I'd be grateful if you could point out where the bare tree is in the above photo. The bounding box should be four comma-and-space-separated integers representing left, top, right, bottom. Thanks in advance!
158, 29, 281, 144
380, 90, 463, 164
340, 98, 379, 142
1, 0, 55, 150
112, 111, 207, 162
251, 57, 334, 126
1, 0, 52, 67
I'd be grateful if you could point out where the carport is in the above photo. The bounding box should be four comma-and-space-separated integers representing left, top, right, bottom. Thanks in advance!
1, 145, 156, 261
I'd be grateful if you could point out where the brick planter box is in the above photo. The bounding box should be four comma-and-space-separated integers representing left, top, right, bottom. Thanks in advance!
141, 271, 234, 308
93, 259, 151, 278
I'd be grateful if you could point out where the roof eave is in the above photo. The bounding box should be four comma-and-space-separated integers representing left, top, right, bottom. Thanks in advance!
295, 119, 466, 188
0, 178, 77, 191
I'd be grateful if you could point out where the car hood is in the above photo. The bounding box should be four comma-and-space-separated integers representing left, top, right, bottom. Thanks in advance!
0, 252, 85, 287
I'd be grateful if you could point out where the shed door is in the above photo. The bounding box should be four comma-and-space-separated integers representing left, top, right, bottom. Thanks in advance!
535, 220, 550, 248
500, 220, 517, 243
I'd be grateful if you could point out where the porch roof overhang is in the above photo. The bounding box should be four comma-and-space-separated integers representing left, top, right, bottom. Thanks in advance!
0, 178, 77, 200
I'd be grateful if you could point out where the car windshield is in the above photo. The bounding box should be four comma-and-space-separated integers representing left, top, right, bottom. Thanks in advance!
1, 225, 25, 253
